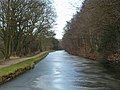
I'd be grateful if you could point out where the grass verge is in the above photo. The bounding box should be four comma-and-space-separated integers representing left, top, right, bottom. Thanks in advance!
0, 52, 48, 77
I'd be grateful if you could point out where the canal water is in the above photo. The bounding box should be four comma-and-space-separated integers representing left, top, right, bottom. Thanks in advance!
0, 51, 120, 90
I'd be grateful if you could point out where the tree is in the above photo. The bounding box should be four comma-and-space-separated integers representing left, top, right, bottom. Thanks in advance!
98, 19, 120, 59
0, 0, 56, 59
62, 0, 120, 60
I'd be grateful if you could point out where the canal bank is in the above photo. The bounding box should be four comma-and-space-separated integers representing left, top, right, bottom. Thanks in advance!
1, 51, 120, 90
0, 51, 49, 84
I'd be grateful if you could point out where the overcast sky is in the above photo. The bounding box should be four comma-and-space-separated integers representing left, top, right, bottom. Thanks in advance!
53, 0, 84, 39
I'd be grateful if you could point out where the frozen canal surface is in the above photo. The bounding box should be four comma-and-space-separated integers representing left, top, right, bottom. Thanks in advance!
0, 51, 120, 90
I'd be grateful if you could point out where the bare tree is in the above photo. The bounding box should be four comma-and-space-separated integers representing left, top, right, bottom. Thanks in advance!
0, 0, 56, 59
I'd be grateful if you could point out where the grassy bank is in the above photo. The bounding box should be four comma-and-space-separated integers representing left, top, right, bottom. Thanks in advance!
0, 52, 48, 77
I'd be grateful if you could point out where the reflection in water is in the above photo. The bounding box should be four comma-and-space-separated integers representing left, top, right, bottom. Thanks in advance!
0, 50, 120, 90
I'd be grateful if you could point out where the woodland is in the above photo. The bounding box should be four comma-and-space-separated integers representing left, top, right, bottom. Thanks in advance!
62, 0, 120, 65
0, 0, 60, 60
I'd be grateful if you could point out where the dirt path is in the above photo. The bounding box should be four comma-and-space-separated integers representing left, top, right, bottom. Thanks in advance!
0, 51, 47, 69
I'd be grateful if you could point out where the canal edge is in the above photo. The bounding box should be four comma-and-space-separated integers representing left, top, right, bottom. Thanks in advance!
0, 51, 49, 85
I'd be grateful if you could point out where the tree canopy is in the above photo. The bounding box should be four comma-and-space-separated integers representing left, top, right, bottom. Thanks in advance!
62, 0, 120, 61
0, 0, 58, 59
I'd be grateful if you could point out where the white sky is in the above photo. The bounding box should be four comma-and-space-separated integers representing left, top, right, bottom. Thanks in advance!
53, 0, 84, 39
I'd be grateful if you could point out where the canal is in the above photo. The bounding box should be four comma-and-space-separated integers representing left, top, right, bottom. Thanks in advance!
0, 51, 120, 90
